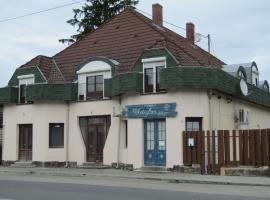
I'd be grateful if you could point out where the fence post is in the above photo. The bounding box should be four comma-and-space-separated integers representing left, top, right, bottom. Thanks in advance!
201, 131, 205, 175
224, 130, 230, 165
239, 130, 243, 165
233, 130, 237, 165
218, 130, 224, 174
197, 131, 202, 165
183, 131, 187, 165
249, 130, 255, 166
212, 130, 216, 174
243, 130, 249, 165
268, 129, 270, 167
207, 131, 211, 174
255, 129, 261, 167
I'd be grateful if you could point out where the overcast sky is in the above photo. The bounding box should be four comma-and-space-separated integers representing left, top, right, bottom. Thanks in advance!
0, 0, 269, 87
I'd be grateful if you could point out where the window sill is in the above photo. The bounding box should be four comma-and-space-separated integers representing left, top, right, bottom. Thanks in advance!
141, 90, 167, 95
16, 102, 34, 106
77, 97, 111, 103
49, 146, 64, 149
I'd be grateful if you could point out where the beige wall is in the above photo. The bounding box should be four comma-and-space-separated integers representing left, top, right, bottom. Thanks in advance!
120, 90, 209, 168
2, 103, 67, 162
2, 90, 270, 168
210, 92, 270, 130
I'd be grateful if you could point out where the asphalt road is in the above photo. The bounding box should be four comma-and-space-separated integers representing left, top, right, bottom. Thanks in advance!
0, 175, 269, 200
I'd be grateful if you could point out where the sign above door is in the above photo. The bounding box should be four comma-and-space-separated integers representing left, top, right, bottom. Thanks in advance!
125, 103, 177, 118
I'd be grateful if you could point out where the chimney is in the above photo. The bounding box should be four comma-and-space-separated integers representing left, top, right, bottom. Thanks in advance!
186, 22, 195, 43
152, 4, 163, 27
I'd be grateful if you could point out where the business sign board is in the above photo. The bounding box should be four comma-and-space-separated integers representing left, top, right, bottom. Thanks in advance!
126, 103, 177, 118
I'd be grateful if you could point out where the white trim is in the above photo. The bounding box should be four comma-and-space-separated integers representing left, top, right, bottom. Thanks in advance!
77, 69, 110, 75
17, 74, 34, 80
142, 57, 166, 63
142, 58, 167, 93
36, 67, 48, 83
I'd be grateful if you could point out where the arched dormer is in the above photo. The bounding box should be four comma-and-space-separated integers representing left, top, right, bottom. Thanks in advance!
259, 80, 269, 93
237, 67, 247, 80
76, 56, 119, 100
222, 65, 247, 81
250, 62, 259, 86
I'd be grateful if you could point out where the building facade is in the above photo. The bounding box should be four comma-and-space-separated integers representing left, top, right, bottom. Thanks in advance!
0, 4, 270, 168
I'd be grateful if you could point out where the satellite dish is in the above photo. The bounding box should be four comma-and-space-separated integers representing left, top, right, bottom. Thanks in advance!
240, 79, 249, 96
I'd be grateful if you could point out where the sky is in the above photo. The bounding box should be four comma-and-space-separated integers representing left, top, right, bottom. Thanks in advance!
0, 0, 270, 87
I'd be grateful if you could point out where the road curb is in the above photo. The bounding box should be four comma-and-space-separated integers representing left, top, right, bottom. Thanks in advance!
0, 169, 270, 187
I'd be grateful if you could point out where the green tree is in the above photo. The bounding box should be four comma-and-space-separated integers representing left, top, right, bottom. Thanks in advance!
60, 0, 139, 44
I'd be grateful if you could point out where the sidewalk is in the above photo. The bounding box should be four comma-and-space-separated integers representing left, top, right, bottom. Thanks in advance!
0, 166, 269, 187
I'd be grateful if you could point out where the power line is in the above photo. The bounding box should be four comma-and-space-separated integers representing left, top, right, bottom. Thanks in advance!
135, 7, 208, 38
0, 0, 86, 23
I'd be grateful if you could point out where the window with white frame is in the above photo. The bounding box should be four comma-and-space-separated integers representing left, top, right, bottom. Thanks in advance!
142, 57, 166, 93
17, 74, 35, 104
251, 65, 259, 86
77, 60, 112, 100
238, 108, 249, 124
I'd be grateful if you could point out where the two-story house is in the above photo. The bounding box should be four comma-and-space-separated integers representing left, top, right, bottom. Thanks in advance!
0, 4, 270, 168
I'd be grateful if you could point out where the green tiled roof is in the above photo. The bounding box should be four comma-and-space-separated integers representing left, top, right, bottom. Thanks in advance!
8, 67, 46, 86
160, 67, 270, 108
104, 72, 143, 97
0, 87, 18, 104
27, 83, 77, 102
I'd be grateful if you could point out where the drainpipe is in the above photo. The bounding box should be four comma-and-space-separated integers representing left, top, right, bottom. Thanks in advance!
116, 96, 122, 168
65, 102, 70, 168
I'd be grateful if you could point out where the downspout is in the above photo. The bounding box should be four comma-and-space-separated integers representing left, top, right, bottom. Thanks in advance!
116, 95, 122, 168
65, 102, 70, 167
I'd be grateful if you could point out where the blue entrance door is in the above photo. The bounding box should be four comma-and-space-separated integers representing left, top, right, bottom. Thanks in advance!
144, 119, 166, 166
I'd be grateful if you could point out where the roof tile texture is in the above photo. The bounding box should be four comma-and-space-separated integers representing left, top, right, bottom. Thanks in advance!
20, 8, 225, 83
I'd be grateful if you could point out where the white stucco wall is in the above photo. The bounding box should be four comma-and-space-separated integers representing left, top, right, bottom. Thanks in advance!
2, 89, 270, 169
210, 92, 270, 130
120, 90, 209, 168
2, 103, 68, 162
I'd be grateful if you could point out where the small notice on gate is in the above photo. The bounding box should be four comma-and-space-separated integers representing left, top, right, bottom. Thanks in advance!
188, 138, 194, 147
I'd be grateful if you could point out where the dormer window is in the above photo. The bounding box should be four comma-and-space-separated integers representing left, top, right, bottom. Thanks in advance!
76, 57, 118, 101
142, 57, 166, 93
87, 75, 103, 99
251, 65, 259, 86
238, 71, 246, 80
20, 84, 27, 104
263, 84, 269, 92
17, 74, 35, 104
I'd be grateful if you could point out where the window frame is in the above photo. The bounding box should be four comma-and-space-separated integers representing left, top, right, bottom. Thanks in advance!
185, 117, 202, 131
19, 84, 27, 104
142, 57, 166, 93
86, 75, 104, 99
49, 123, 64, 148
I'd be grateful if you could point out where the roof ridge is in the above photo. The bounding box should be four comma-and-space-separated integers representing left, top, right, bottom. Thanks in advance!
129, 9, 206, 66
131, 8, 225, 67
53, 8, 132, 59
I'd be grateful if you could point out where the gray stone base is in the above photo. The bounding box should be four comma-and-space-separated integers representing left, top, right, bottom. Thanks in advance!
111, 163, 134, 171
1, 160, 77, 168
224, 166, 270, 177
171, 165, 201, 174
